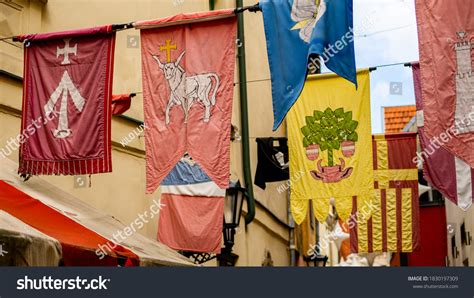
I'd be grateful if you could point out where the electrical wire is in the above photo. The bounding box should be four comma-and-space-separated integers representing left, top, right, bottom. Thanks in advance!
355, 24, 416, 38
232, 61, 414, 85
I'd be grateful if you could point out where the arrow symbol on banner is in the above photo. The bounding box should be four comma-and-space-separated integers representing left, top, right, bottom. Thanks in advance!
44, 70, 86, 139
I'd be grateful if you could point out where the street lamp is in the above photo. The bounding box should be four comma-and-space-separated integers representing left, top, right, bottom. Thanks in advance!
218, 182, 246, 266
304, 254, 328, 267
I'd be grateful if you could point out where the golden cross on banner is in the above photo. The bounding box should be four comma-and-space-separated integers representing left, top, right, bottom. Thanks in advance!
373, 135, 418, 188
160, 39, 177, 63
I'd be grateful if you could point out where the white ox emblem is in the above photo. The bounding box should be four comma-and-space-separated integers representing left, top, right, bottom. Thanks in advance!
152, 50, 220, 125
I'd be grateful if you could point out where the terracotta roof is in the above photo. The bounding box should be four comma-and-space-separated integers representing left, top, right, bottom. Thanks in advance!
384, 105, 416, 133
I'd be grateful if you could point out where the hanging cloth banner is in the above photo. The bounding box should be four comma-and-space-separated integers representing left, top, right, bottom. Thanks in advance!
254, 137, 290, 190
259, 0, 357, 130
350, 133, 420, 253
413, 63, 474, 211
137, 10, 237, 194
157, 158, 225, 254
415, 0, 474, 167
111, 94, 134, 115
18, 26, 116, 176
288, 70, 374, 225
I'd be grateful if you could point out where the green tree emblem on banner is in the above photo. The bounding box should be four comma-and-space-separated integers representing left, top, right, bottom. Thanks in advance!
300, 107, 358, 183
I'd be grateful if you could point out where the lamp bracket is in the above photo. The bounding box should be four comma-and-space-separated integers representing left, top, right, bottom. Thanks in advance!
179, 251, 217, 264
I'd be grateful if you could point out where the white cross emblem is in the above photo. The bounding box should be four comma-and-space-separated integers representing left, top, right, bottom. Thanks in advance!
44, 70, 85, 138
57, 38, 77, 65
0, 243, 7, 257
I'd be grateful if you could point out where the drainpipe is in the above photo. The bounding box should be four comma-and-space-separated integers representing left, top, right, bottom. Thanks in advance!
288, 190, 296, 266
236, 0, 255, 224
311, 55, 321, 255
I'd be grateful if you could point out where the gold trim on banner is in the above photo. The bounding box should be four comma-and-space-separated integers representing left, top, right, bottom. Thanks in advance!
374, 135, 388, 170
374, 169, 418, 185
375, 135, 389, 188
357, 213, 369, 253
371, 189, 383, 252
355, 196, 374, 223
386, 188, 398, 252
401, 188, 414, 252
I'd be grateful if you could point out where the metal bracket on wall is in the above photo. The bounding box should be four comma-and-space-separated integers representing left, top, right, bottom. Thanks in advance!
180, 251, 216, 264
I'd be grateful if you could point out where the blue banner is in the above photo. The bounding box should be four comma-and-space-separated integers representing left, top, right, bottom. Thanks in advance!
260, 0, 357, 130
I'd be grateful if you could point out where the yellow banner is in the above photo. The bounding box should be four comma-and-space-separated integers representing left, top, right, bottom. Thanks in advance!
288, 70, 374, 224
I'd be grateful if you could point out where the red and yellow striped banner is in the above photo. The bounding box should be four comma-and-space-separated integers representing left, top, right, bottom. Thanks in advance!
350, 133, 420, 253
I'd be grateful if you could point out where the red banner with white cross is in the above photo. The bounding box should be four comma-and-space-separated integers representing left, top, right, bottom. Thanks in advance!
18, 26, 116, 176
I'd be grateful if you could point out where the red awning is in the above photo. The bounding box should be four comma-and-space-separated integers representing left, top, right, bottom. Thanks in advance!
0, 180, 138, 266
0, 158, 193, 266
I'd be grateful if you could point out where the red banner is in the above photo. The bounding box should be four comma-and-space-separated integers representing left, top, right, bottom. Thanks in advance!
138, 10, 237, 193
19, 26, 115, 176
415, 0, 474, 167
157, 159, 225, 254
413, 63, 474, 211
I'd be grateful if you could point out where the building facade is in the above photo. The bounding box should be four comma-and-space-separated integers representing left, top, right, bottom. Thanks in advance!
0, 0, 294, 266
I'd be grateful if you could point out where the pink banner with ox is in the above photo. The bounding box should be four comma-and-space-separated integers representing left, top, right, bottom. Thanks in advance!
415, 0, 474, 167
138, 10, 237, 193
18, 26, 115, 176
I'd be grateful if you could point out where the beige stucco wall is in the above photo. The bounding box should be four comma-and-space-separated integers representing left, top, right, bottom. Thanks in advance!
445, 200, 474, 267
0, 0, 290, 266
